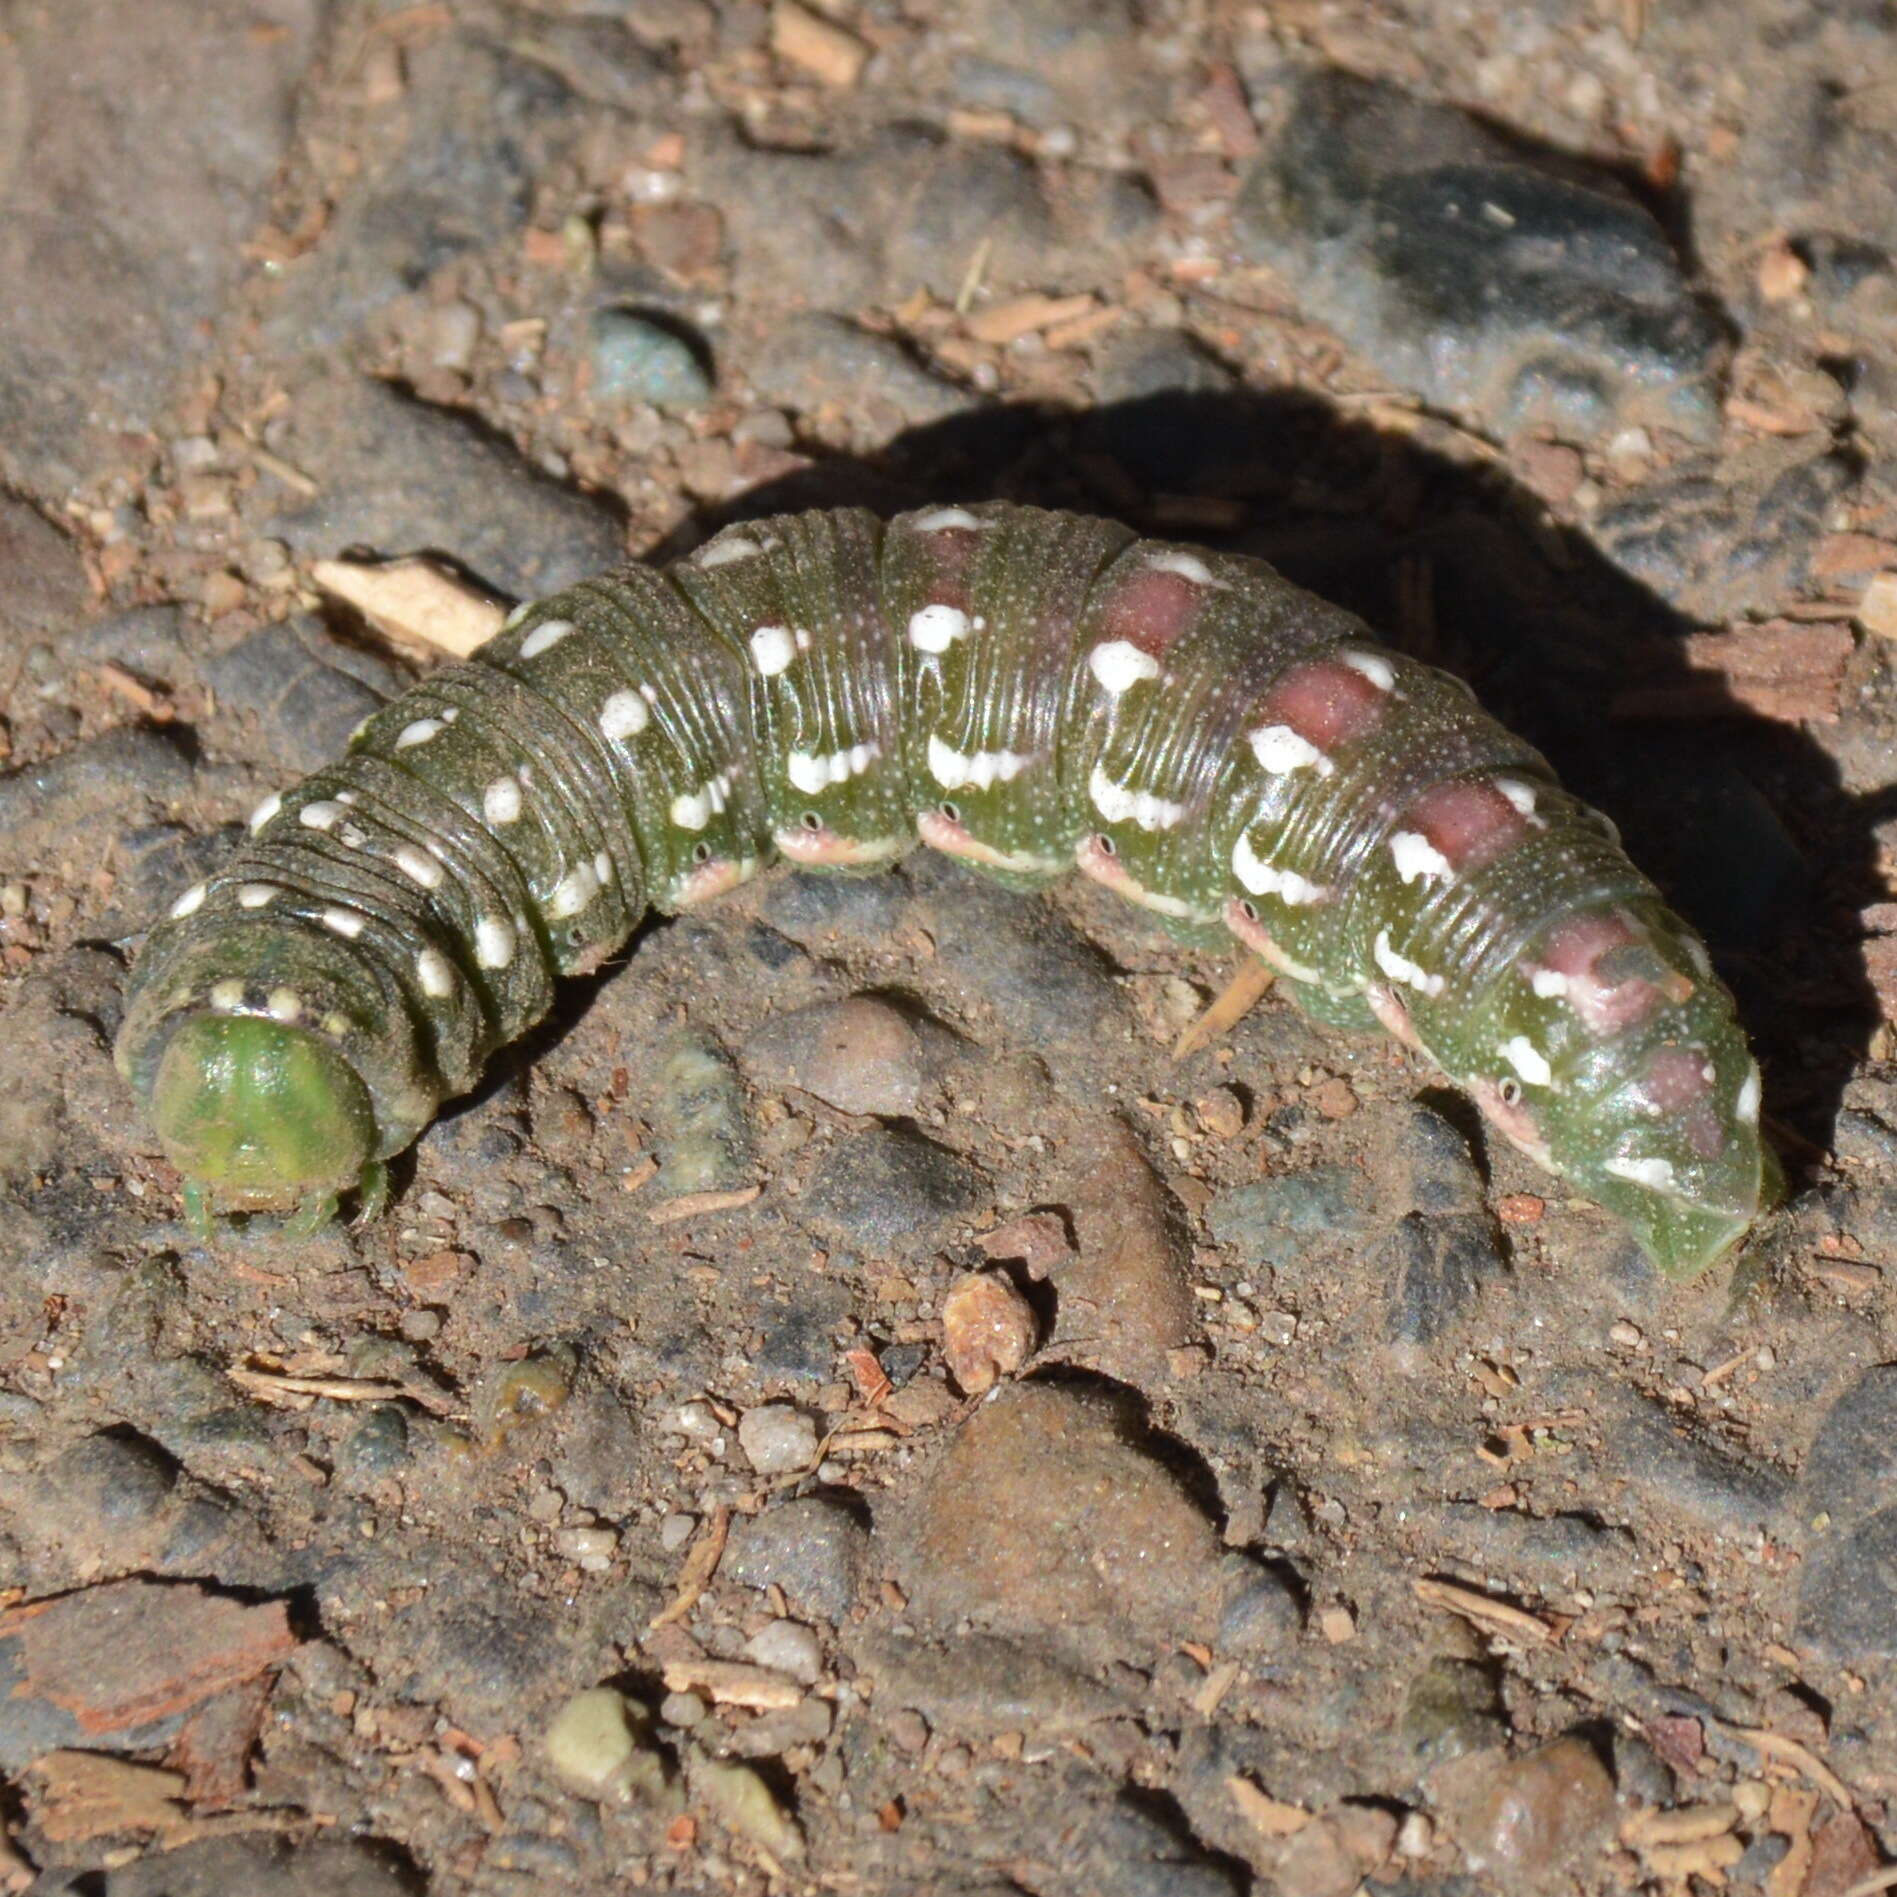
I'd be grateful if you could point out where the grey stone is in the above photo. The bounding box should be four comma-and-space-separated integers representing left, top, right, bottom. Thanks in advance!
590, 310, 714, 408
0, 0, 321, 491
743, 995, 936, 1119
752, 1282, 852, 1384
1206, 1165, 1377, 1272
906, 854, 1126, 1082
1592, 449, 1852, 622
264, 373, 624, 600
0, 495, 87, 645
762, 867, 910, 941
70, 605, 192, 682
1800, 1364, 1897, 1526
724, 1494, 870, 1621
802, 1124, 984, 1252
261, 35, 593, 348
705, 126, 1068, 313
0, 728, 194, 843
1800, 1506, 1897, 1660
1587, 1383, 1791, 1533
1426, 1503, 1631, 1583
856, 1630, 1127, 1734
335, 1407, 410, 1487
103, 1835, 422, 1896
749, 314, 970, 430
1236, 67, 1721, 444
203, 616, 398, 775
1379, 1212, 1507, 1345
1216, 1560, 1302, 1656
1065, 1801, 1243, 1897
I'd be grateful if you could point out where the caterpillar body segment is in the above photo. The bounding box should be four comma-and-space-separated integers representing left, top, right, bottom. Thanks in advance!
116, 503, 1770, 1276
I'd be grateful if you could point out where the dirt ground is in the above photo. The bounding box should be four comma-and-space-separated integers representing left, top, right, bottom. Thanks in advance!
5, 0, 1897, 1891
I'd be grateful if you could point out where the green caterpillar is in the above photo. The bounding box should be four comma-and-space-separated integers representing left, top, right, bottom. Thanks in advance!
116, 503, 1771, 1275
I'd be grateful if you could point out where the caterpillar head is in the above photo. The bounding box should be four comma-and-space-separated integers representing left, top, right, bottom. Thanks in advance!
148, 1014, 378, 1223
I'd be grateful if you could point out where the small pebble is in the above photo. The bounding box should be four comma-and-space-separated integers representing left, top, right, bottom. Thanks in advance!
590, 309, 714, 408
744, 1618, 823, 1684
737, 1402, 820, 1475
659, 1510, 699, 1552
940, 1269, 1037, 1395
544, 1687, 666, 1802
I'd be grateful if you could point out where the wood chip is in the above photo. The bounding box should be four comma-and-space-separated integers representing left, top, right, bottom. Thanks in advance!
1612, 621, 1853, 724
1724, 1722, 1855, 1810
1412, 1576, 1557, 1646
1174, 958, 1276, 1060
1623, 1803, 1741, 1847
1191, 1660, 1240, 1719
769, 0, 868, 85
1226, 1776, 1311, 1839
1858, 571, 1897, 640
312, 555, 506, 659
648, 1504, 729, 1632
963, 293, 1098, 346
644, 1183, 762, 1225
660, 1656, 805, 1711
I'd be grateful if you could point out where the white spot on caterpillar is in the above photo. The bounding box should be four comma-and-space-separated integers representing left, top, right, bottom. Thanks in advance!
248, 793, 281, 834
475, 916, 517, 970
927, 735, 1033, 791
1529, 967, 1569, 999
1499, 1035, 1554, 1087
394, 845, 444, 890
1736, 1064, 1761, 1126
1231, 833, 1325, 905
697, 534, 764, 569
1088, 639, 1160, 696
1249, 724, 1333, 776
267, 987, 302, 1023
396, 717, 445, 749
519, 618, 575, 658
907, 603, 970, 654
750, 624, 797, 676
670, 772, 731, 831
1373, 929, 1445, 998
599, 690, 649, 741
483, 777, 523, 826
1494, 777, 1540, 818
210, 979, 246, 1012
237, 883, 279, 910
912, 506, 984, 531
594, 851, 613, 887
787, 743, 880, 795
1390, 830, 1453, 885
1089, 765, 1186, 831
169, 882, 207, 920
502, 601, 533, 632
323, 1011, 351, 1038
547, 862, 600, 919
299, 800, 346, 832
1604, 1153, 1678, 1192
1338, 649, 1397, 692
1146, 549, 1221, 587
415, 948, 454, 999
322, 907, 365, 939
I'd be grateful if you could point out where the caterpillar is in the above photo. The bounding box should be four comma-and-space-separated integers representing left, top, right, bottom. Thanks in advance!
115, 502, 1771, 1276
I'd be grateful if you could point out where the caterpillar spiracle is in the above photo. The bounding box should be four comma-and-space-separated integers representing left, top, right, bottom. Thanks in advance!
115, 503, 1772, 1276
